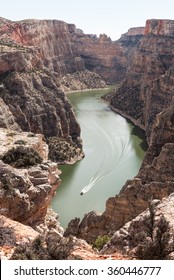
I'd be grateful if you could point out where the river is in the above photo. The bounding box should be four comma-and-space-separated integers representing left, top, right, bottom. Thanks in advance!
51, 88, 146, 228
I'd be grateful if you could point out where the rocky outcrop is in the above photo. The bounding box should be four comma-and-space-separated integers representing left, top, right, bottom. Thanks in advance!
0, 160, 61, 225
59, 70, 106, 92
0, 71, 84, 162
0, 215, 39, 259
0, 128, 62, 225
123, 27, 145, 36
0, 128, 48, 160
101, 194, 174, 259
104, 19, 174, 141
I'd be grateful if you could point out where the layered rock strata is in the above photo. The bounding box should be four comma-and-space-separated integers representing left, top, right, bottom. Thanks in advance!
0, 130, 64, 259
0, 17, 128, 84
0, 71, 84, 163
104, 19, 174, 141
0, 129, 62, 225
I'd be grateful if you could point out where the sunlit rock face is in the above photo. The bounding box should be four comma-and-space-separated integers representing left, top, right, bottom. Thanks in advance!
101, 193, 174, 259
0, 129, 61, 225
0, 17, 129, 83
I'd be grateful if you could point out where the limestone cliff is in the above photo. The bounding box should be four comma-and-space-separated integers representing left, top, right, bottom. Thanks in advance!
104, 19, 174, 141
0, 17, 128, 84
0, 71, 83, 163
0, 129, 61, 224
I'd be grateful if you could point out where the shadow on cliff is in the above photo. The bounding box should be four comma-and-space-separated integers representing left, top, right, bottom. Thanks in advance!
130, 125, 148, 152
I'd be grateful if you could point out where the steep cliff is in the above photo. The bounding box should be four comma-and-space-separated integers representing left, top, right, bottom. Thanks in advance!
0, 17, 128, 84
0, 129, 62, 224
0, 17, 121, 163
104, 19, 174, 140
0, 71, 83, 163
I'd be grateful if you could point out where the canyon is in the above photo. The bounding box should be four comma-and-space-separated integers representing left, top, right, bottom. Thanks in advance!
0, 17, 174, 259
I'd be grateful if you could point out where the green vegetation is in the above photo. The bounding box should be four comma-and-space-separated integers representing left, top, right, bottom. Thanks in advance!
93, 235, 111, 251
10, 236, 50, 260
135, 202, 174, 260
27, 133, 36, 137
6, 131, 17, 137
14, 139, 27, 145
48, 137, 80, 163
0, 173, 14, 192
2, 146, 42, 168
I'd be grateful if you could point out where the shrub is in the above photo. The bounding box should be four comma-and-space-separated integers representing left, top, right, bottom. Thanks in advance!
2, 146, 42, 168
135, 202, 174, 260
14, 139, 27, 145
27, 133, 35, 137
0, 173, 14, 192
6, 132, 17, 137
93, 235, 111, 251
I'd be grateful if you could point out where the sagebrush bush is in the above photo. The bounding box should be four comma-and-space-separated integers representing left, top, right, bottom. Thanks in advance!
14, 139, 27, 145
93, 235, 111, 251
2, 146, 42, 168
135, 203, 174, 260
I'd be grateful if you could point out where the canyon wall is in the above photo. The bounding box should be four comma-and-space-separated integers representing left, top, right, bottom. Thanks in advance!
0, 17, 129, 83
104, 19, 174, 140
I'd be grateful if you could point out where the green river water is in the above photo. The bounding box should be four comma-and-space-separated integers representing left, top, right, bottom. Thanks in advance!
52, 88, 146, 228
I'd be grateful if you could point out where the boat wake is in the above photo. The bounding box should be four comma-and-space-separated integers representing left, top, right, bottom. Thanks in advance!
80, 108, 131, 195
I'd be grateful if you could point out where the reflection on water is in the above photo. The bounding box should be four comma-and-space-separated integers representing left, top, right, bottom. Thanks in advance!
51, 89, 147, 228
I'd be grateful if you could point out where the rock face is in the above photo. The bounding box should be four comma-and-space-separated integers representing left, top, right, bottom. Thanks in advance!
0, 17, 128, 83
0, 98, 21, 131
0, 160, 61, 225
104, 19, 174, 141
145, 19, 174, 36
101, 194, 174, 259
72, 33, 128, 83
0, 71, 83, 162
